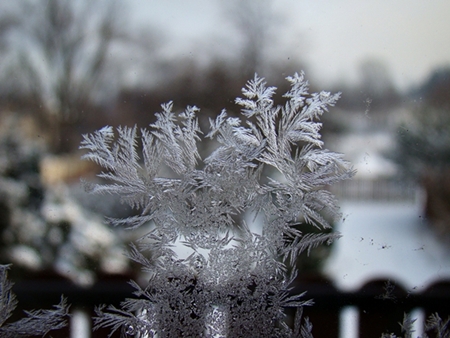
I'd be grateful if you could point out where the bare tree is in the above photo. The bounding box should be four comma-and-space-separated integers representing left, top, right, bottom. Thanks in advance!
0, 0, 127, 152
223, 0, 275, 79
358, 59, 400, 111
0, 4, 19, 52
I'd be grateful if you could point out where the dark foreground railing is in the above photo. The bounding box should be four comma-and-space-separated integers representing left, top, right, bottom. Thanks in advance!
11, 274, 450, 338
291, 276, 450, 338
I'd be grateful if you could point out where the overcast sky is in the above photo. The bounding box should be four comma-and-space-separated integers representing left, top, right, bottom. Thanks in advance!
127, 0, 450, 90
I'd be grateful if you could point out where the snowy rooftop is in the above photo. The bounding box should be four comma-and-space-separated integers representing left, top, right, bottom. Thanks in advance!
327, 130, 398, 179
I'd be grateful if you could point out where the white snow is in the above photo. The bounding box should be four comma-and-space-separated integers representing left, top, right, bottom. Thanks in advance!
323, 200, 450, 292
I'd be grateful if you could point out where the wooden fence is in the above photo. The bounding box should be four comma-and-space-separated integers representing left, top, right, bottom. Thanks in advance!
11, 274, 450, 338
330, 178, 418, 202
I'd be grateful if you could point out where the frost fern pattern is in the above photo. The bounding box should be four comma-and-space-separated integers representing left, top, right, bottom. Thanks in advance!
0, 265, 69, 338
80, 72, 354, 337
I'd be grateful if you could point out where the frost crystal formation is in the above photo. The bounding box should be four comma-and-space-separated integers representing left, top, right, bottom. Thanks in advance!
80, 73, 354, 337
0, 265, 69, 337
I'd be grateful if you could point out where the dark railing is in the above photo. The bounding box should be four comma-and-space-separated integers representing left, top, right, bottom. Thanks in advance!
11, 275, 450, 338
291, 276, 450, 337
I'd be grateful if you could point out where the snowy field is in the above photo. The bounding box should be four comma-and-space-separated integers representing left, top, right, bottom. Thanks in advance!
324, 200, 450, 292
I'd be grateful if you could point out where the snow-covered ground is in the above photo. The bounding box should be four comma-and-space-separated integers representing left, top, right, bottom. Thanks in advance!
323, 200, 450, 292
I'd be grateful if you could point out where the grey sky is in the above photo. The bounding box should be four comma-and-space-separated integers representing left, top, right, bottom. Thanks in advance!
127, 0, 450, 90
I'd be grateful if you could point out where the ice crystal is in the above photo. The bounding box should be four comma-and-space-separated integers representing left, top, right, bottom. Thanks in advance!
0, 264, 69, 337
381, 312, 450, 338
81, 72, 355, 337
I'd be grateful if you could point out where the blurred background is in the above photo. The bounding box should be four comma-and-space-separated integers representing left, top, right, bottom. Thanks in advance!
0, 0, 450, 336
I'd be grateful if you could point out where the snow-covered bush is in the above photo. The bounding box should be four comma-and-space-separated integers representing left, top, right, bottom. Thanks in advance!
0, 114, 129, 285
80, 72, 354, 337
